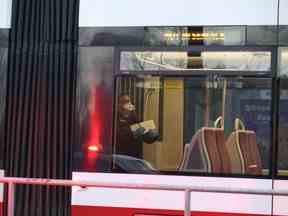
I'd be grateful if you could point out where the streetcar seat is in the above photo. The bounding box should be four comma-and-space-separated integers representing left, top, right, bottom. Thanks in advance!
214, 127, 231, 174
179, 117, 231, 173
178, 144, 190, 170
178, 129, 212, 172
225, 118, 262, 175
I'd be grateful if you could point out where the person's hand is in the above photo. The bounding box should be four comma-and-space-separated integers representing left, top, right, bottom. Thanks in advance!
133, 127, 145, 138
143, 129, 160, 144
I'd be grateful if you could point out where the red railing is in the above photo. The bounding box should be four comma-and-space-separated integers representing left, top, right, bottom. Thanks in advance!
1, 177, 288, 216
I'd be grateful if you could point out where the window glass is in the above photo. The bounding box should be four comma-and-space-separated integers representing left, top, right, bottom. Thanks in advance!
114, 75, 272, 176
224, 78, 272, 171
278, 79, 288, 176
73, 47, 114, 172
120, 51, 271, 72
79, 27, 145, 46
78, 26, 281, 47
203, 26, 245, 46
144, 27, 189, 47
246, 26, 278, 45
144, 26, 245, 46
279, 47, 288, 77
279, 26, 288, 46
277, 47, 288, 177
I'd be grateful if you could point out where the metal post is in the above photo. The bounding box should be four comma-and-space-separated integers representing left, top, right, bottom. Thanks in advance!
184, 189, 191, 216
7, 182, 15, 216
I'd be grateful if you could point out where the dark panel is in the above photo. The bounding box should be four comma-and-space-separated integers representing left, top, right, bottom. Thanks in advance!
79, 27, 145, 46
0, 29, 9, 47
5, 0, 79, 216
0, 46, 8, 169
143, 27, 188, 46
278, 79, 288, 172
79, 26, 280, 47
0, 29, 8, 170
246, 26, 278, 45
279, 25, 288, 46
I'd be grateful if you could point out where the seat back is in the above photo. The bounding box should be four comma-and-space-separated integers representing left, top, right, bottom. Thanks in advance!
226, 119, 262, 175
214, 128, 231, 174
178, 144, 190, 170
179, 129, 210, 172
225, 131, 245, 174
179, 117, 231, 173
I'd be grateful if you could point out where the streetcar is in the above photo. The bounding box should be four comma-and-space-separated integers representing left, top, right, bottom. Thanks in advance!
71, 24, 288, 216
1, 0, 288, 215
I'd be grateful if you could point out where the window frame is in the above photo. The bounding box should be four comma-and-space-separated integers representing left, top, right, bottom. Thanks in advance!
111, 46, 278, 179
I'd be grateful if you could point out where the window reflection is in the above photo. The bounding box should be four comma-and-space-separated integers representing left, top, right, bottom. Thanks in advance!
246, 26, 278, 45
203, 26, 245, 46
277, 47, 288, 176
279, 48, 288, 77
225, 79, 272, 171
278, 80, 288, 176
144, 26, 245, 46
74, 47, 114, 172
120, 51, 271, 71
279, 26, 288, 46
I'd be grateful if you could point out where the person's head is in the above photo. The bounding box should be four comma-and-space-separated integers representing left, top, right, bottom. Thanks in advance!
118, 94, 135, 115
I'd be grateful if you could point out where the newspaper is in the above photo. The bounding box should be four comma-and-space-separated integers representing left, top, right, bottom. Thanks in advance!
130, 120, 156, 133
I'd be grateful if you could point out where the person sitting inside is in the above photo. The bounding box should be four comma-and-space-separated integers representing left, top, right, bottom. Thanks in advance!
116, 94, 159, 159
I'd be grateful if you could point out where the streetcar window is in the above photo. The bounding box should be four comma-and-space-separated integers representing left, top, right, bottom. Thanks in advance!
279, 48, 288, 77
279, 26, 288, 46
224, 78, 272, 174
114, 76, 272, 176
278, 79, 288, 176
120, 51, 271, 72
143, 26, 246, 46
74, 47, 115, 172
246, 26, 278, 46
278, 48, 288, 176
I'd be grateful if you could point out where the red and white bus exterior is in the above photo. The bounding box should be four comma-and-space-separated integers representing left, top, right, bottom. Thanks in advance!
71, 1, 288, 215
1, 0, 288, 216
